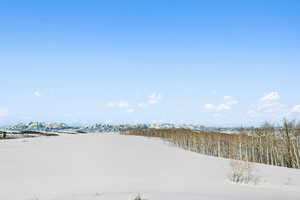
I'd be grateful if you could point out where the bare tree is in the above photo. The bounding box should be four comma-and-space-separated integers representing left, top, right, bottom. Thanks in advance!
121, 120, 300, 169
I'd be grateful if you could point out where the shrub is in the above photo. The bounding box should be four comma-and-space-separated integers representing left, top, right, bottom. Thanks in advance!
133, 194, 147, 200
228, 160, 260, 185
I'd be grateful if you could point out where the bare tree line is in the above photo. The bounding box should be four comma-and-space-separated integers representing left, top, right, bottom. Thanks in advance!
121, 120, 300, 169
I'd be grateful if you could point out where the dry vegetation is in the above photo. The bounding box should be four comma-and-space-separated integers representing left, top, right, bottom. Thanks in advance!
228, 160, 260, 184
121, 120, 300, 169
0, 130, 59, 139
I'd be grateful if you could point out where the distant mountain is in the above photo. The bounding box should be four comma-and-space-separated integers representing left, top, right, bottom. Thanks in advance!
83, 123, 149, 132
3, 121, 243, 133
5, 122, 74, 131
82, 123, 244, 133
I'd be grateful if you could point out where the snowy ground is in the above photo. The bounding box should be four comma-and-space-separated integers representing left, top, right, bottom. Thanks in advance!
0, 133, 299, 200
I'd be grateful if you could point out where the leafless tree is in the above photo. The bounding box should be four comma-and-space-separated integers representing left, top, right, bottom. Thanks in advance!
121, 120, 300, 169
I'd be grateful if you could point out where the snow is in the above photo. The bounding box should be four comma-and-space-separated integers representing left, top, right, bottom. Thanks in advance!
0, 133, 299, 200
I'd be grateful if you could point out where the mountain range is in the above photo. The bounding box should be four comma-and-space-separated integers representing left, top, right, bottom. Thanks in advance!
2, 122, 242, 132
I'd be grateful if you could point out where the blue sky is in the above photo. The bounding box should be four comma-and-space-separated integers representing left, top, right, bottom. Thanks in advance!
1, 0, 300, 126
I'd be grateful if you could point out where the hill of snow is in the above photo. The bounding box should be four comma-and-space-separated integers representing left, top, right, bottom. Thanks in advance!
0, 133, 299, 200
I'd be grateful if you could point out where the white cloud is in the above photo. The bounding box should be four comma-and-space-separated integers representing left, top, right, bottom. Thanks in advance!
34, 91, 41, 97
118, 101, 129, 108
107, 102, 115, 107
224, 96, 239, 105
107, 101, 129, 108
260, 92, 280, 102
247, 101, 290, 121
148, 93, 161, 104
137, 103, 147, 108
0, 107, 9, 117
107, 92, 162, 113
247, 92, 300, 121
204, 103, 231, 112
204, 96, 238, 112
256, 102, 288, 113
223, 96, 232, 101
255, 92, 285, 115
138, 92, 162, 106
127, 109, 135, 113
148, 99, 158, 104
291, 105, 300, 113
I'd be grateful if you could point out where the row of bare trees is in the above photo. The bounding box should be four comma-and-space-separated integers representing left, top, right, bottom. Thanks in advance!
121, 120, 300, 169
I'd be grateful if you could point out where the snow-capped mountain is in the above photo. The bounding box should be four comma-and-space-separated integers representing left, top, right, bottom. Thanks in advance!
3, 121, 243, 133
5, 122, 73, 131
83, 123, 149, 132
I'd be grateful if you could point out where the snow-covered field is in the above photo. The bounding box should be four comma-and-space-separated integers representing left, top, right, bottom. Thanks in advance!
0, 133, 299, 200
